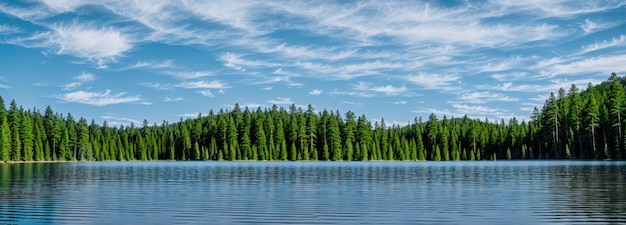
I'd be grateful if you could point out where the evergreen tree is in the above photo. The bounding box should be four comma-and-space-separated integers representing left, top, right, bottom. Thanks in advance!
8, 100, 22, 161
0, 97, 10, 162
585, 93, 601, 158
329, 114, 342, 161
343, 111, 356, 161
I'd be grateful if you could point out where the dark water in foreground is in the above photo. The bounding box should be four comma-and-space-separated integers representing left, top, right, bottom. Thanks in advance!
1, 161, 625, 224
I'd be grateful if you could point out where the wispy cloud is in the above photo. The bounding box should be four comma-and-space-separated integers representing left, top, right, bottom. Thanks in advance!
198, 90, 215, 97
309, 89, 323, 95
540, 54, 626, 77
0, 24, 20, 34
139, 82, 174, 91
341, 101, 364, 107
578, 35, 626, 55
62, 82, 82, 91
451, 103, 499, 115
457, 91, 519, 104
177, 113, 202, 118
268, 97, 293, 105
491, 72, 528, 82
477, 55, 533, 73
221, 52, 280, 71
9, 23, 133, 68
57, 90, 142, 106
176, 80, 230, 89
0, 76, 9, 89
405, 73, 461, 90
353, 82, 407, 96
476, 78, 602, 93
491, 0, 625, 18
329, 90, 375, 98
74, 71, 96, 82
579, 19, 612, 34
125, 60, 175, 70
164, 97, 183, 102
100, 115, 141, 126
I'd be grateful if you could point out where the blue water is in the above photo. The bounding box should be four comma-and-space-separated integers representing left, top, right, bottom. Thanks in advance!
1, 161, 625, 224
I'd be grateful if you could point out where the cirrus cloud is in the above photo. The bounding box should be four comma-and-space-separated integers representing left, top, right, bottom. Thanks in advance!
57, 90, 142, 106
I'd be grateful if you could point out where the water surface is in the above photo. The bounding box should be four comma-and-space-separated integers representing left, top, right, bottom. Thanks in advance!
1, 161, 625, 224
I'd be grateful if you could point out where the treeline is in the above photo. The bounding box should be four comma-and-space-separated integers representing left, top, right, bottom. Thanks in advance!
0, 73, 625, 162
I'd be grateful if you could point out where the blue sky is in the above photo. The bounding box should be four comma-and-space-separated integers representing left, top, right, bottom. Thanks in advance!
1, 0, 625, 127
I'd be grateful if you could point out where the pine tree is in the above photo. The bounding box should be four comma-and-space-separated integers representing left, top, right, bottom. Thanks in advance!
609, 79, 624, 159
8, 100, 22, 161
329, 114, 342, 161
585, 94, 600, 158
77, 118, 90, 160
0, 97, 10, 162
306, 105, 318, 160
20, 113, 34, 161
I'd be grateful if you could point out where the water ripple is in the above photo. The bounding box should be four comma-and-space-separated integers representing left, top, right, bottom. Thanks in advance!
1, 161, 625, 224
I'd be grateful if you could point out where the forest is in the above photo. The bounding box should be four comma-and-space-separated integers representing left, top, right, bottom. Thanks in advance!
1, 73, 625, 162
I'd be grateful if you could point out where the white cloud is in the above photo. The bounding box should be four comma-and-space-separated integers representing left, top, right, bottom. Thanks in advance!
478, 55, 532, 73
476, 78, 601, 93
74, 71, 96, 82
225, 103, 264, 110
220, 52, 280, 71
100, 115, 141, 125
164, 97, 183, 102
57, 90, 141, 106
177, 113, 202, 118
182, 0, 260, 33
413, 107, 460, 119
176, 80, 230, 89
541, 54, 626, 77
32, 82, 49, 87
490, 0, 625, 18
0, 76, 9, 89
126, 60, 175, 70
353, 82, 407, 96
139, 82, 174, 91
39, 0, 87, 12
392, 101, 407, 105
457, 91, 519, 104
198, 90, 215, 97
451, 104, 499, 115
47, 24, 132, 67
405, 73, 461, 90
341, 101, 364, 107
268, 97, 293, 105
578, 35, 626, 55
579, 19, 611, 34
491, 72, 528, 81
533, 57, 566, 69
165, 71, 213, 79
62, 82, 82, 90
329, 90, 375, 98
0, 24, 20, 34
309, 89, 323, 95
263, 86, 273, 91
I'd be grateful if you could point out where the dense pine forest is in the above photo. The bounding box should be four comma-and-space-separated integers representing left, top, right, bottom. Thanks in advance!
1, 73, 625, 162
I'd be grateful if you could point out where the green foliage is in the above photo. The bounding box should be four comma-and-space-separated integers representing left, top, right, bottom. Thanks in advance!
1, 73, 625, 162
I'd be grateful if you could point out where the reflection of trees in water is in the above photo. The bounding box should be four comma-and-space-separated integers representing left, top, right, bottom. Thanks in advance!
0, 163, 57, 223
548, 164, 626, 223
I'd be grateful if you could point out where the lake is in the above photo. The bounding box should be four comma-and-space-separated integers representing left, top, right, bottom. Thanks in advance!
1, 161, 625, 224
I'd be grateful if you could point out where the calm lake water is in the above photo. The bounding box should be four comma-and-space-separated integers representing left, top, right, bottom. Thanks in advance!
1, 161, 625, 224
